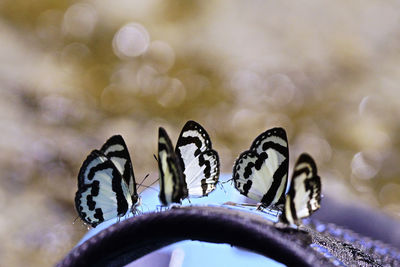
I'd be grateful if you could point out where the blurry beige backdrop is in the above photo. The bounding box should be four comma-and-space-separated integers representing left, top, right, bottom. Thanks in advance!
1, 1, 400, 266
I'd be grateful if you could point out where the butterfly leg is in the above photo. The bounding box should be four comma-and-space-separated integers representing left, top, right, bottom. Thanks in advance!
170, 203, 181, 209
257, 204, 281, 217
256, 203, 267, 211
155, 205, 162, 212
218, 182, 227, 194
271, 203, 284, 212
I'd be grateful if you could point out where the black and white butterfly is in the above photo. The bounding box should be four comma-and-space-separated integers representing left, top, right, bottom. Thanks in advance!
233, 128, 321, 225
233, 127, 289, 209
281, 153, 321, 225
158, 120, 220, 206
75, 135, 139, 228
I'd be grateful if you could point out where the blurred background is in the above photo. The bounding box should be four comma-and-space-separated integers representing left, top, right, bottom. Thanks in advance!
1, 0, 400, 266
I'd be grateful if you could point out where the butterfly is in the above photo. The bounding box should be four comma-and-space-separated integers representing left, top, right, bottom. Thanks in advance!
75, 135, 139, 228
281, 153, 321, 225
233, 128, 321, 225
158, 120, 220, 206
233, 127, 289, 209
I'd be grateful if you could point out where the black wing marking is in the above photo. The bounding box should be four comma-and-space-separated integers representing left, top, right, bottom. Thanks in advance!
75, 150, 132, 227
250, 127, 288, 155
233, 127, 289, 207
282, 153, 321, 225
176, 120, 212, 155
158, 127, 186, 206
233, 150, 288, 207
175, 120, 220, 197
100, 135, 138, 204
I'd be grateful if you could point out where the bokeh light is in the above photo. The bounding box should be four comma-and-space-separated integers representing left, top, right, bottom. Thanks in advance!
113, 22, 150, 59
62, 3, 97, 39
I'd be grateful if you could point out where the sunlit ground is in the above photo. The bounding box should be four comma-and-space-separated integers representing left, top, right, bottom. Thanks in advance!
2, 1, 400, 266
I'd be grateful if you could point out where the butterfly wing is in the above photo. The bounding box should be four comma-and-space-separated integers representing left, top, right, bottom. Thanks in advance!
75, 150, 132, 227
233, 127, 289, 207
158, 127, 186, 206
282, 153, 321, 225
233, 150, 288, 207
100, 135, 138, 204
175, 120, 220, 197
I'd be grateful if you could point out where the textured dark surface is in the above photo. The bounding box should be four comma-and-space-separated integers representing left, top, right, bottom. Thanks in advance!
314, 196, 400, 249
57, 205, 400, 267
304, 219, 400, 267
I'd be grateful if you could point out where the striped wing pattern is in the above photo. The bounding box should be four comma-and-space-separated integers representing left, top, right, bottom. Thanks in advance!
175, 120, 220, 197
233, 127, 289, 208
282, 153, 321, 225
158, 127, 186, 206
75, 150, 132, 227
100, 135, 138, 204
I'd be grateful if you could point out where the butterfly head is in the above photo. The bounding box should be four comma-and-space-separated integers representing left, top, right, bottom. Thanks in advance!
131, 193, 140, 209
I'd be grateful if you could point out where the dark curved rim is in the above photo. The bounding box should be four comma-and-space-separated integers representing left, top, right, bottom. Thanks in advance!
57, 206, 333, 267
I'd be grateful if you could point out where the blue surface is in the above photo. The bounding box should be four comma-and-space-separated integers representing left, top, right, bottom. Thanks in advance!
77, 174, 284, 267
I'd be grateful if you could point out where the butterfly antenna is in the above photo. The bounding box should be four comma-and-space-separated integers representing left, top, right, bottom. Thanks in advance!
222, 178, 233, 184
149, 178, 160, 187
136, 173, 150, 191
72, 216, 80, 224
138, 184, 159, 192
153, 154, 158, 162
